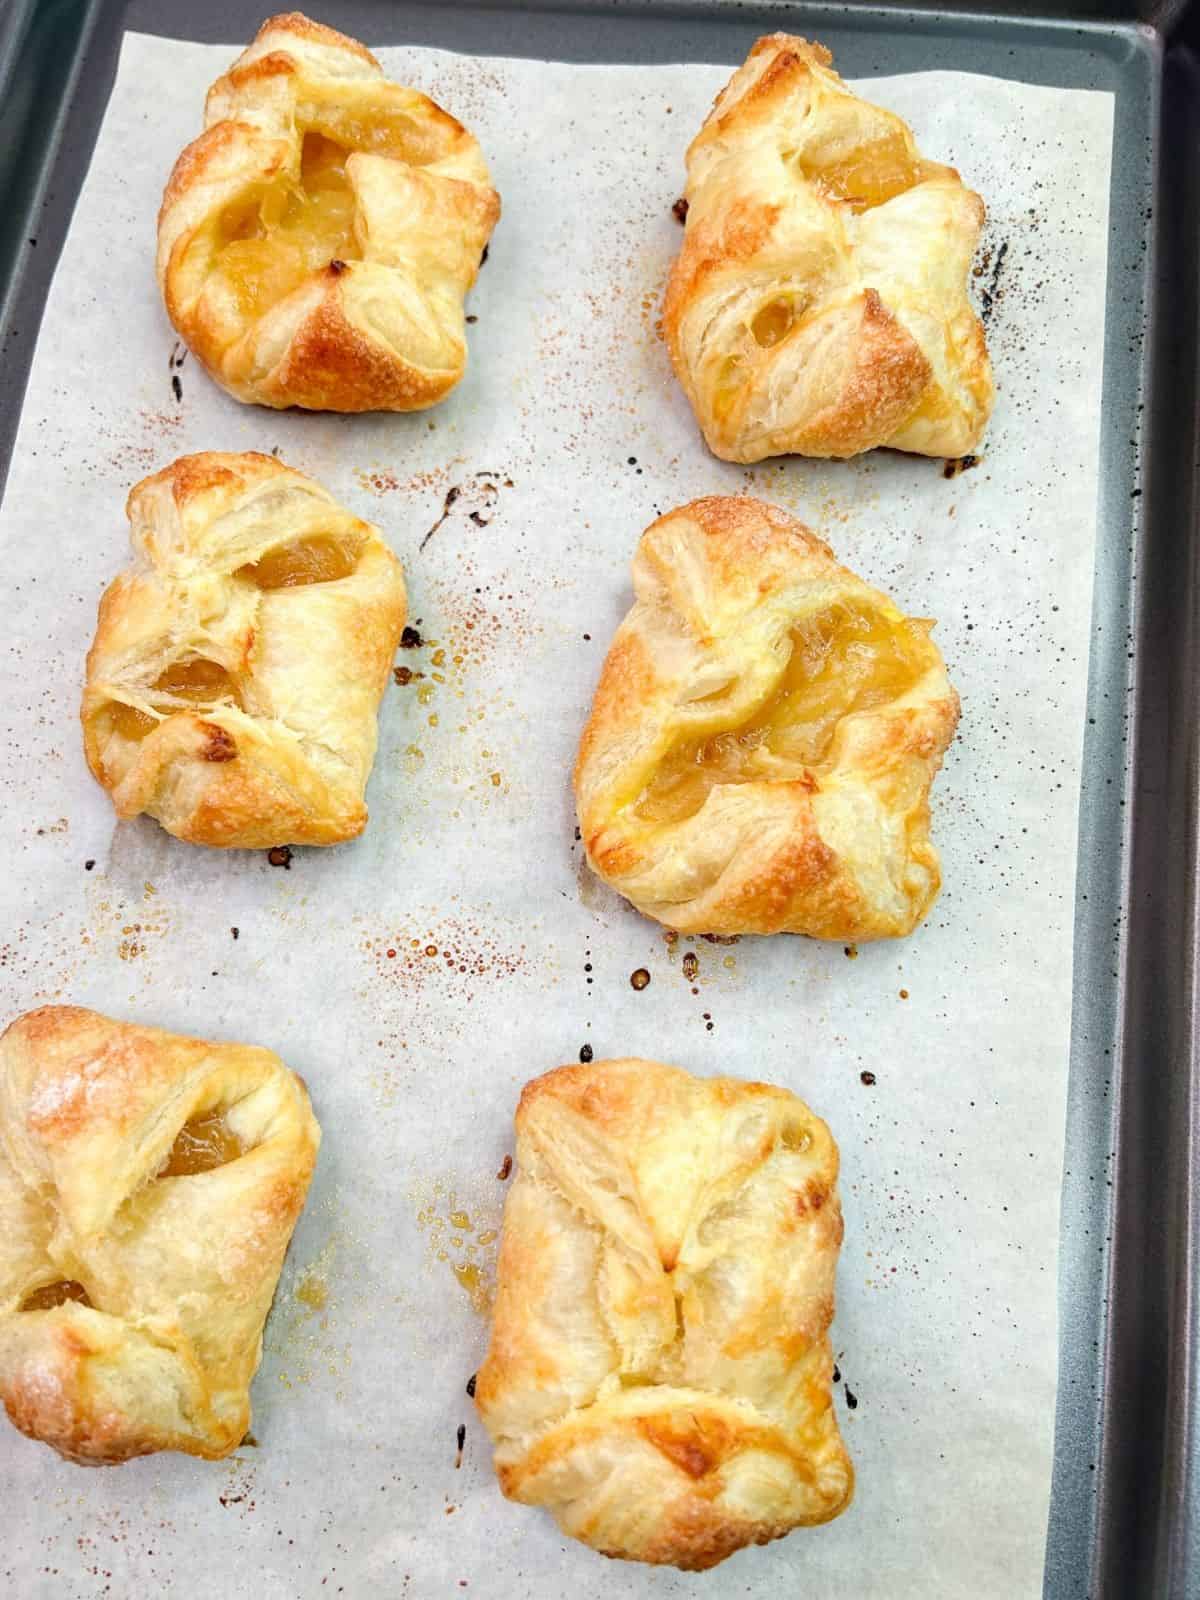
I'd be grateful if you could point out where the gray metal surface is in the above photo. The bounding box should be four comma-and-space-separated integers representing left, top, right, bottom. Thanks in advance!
0, 1, 1192, 1595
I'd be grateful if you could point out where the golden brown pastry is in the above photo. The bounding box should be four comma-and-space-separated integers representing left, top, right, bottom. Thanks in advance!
0, 1005, 319, 1465
575, 496, 958, 939
663, 34, 993, 461
157, 12, 500, 410
82, 451, 406, 848
475, 1058, 852, 1569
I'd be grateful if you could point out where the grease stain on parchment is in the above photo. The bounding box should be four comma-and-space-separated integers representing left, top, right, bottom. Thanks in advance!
412, 1176, 502, 1317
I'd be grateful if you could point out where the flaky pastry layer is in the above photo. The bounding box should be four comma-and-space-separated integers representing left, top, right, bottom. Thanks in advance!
663, 34, 993, 461
475, 1058, 853, 1569
0, 1006, 319, 1465
82, 450, 407, 848
574, 496, 959, 939
158, 12, 500, 410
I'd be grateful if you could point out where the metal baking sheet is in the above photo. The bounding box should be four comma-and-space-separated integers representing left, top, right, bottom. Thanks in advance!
0, 3, 1190, 1597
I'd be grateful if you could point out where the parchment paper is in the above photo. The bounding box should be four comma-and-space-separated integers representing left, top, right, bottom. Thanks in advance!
0, 30, 1114, 1599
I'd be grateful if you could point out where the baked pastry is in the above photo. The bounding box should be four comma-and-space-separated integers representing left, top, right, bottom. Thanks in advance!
662, 34, 992, 461
157, 12, 500, 410
475, 1058, 852, 1569
575, 496, 958, 939
0, 1005, 319, 1465
82, 451, 406, 848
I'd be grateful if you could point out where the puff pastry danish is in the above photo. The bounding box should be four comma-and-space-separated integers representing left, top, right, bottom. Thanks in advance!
575, 496, 959, 939
158, 12, 500, 410
475, 1058, 852, 1569
0, 1006, 319, 1465
82, 451, 407, 848
663, 34, 993, 461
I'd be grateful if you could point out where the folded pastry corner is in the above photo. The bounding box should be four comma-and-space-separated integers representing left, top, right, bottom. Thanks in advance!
475, 1057, 853, 1569
0, 1004, 320, 1465
663, 33, 993, 461
157, 11, 500, 411
82, 450, 407, 848
574, 495, 959, 939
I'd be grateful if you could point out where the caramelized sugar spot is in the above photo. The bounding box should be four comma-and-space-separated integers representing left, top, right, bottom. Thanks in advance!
237, 531, 363, 590
789, 131, 935, 213
159, 1110, 245, 1178
216, 132, 359, 317
105, 659, 240, 744
19, 1280, 92, 1312
635, 604, 936, 825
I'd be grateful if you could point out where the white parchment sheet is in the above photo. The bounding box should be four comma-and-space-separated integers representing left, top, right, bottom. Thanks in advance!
0, 29, 1113, 1599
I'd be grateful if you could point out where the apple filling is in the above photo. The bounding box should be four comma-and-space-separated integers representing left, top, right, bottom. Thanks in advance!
750, 298, 800, 348
215, 132, 359, 318
787, 130, 936, 213
635, 603, 935, 825
159, 1110, 245, 1177
712, 355, 745, 422
236, 530, 363, 589
106, 658, 242, 743
19, 1280, 92, 1312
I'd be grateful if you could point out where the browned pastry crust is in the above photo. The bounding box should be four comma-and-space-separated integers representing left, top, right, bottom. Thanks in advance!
81, 451, 407, 848
662, 34, 993, 461
475, 1058, 853, 1569
0, 1006, 319, 1465
157, 12, 500, 411
574, 496, 959, 938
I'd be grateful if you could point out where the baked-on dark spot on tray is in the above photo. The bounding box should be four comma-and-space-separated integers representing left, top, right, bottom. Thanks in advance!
421, 485, 461, 549
267, 845, 292, 869
979, 237, 1009, 323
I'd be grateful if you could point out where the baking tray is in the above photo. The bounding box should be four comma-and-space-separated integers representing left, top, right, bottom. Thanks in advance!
0, 0, 1193, 1595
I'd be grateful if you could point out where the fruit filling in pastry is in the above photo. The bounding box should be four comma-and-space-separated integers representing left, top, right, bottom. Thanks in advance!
636, 603, 937, 824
